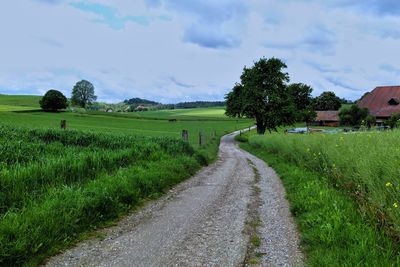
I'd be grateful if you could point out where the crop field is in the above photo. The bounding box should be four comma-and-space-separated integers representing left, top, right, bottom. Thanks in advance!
241, 131, 400, 265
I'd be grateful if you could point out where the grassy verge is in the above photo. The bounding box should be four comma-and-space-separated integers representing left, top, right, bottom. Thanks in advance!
247, 131, 400, 240
0, 125, 202, 266
239, 135, 400, 266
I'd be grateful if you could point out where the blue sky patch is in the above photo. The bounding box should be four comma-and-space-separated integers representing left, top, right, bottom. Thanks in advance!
70, 1, 153, 29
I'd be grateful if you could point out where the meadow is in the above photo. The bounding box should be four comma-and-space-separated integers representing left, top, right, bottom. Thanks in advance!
240, 131, 400, 266
0, 95, 41, 108
0, 95, 253, 266
0, 96, 251, 148
124, 107, 229, 120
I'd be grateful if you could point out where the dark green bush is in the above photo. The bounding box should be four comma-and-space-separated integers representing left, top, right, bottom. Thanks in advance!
386, 113, 400, 129
39, 90, 68, 111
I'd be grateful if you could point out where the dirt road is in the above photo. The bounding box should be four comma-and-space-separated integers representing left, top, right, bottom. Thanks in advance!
45, 131, 303, 267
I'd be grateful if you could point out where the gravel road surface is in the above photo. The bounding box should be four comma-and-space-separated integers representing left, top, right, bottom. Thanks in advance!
45, 131, 303, 267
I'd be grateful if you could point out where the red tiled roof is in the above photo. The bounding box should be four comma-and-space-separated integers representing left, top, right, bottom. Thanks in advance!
358, 86, 400, 117
315, 110, 339, 121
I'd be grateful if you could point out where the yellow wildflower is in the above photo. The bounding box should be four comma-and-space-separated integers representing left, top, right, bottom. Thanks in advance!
386, 182, 393, 187
393, 203, 398, 208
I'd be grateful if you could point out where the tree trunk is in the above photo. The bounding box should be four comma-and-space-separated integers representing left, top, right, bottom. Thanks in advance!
256, 119, 267, 134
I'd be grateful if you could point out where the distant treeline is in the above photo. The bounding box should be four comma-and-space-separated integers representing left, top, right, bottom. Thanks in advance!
174, 101, 226, 109
123, 98, 160, 106
123, 98, 225, 110
340, 98, 355, 104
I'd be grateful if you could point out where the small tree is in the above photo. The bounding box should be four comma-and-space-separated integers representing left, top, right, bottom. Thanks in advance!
302, 109, 317, 129
71, 80, 97, 108
287, 83, 316, 123
225, 57, 297, 134
386, 113, 400, 129
365, 115, 376, 129
314, 91, 342, 111
339, 105, 369, 127
39, 89, 68, 111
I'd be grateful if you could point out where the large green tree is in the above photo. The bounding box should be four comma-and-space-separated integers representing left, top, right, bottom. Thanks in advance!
287, 83, 316, 123
39, 89, 68, 111
386, 113, 400, 129
71, 80, 97, 108
225, 57, 297, 134
314, 91, 342, 111
339, 104, 369, 127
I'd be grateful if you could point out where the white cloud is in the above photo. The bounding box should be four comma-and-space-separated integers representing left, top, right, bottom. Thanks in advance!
1, 0, 400, 102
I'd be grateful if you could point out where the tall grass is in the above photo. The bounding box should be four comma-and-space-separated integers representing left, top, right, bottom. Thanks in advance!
0, 125, 202, 266
248, 131, 400, 243
240, 141, 400, 266
1, 148, 140, 213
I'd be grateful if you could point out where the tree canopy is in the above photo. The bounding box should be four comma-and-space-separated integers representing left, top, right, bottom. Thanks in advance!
287, 83, 316, 123
71, 80, 97, 108
39, 89, 68, 111
123, 98, 160, 106
174, 101, 226, 109
226, 57, 310, 134
338, 105, 369, 127
386, 113, 400, 129
314, 91, 342, 111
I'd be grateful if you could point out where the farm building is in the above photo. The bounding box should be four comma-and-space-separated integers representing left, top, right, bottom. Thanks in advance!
358, 86, 400, 124
312, 110, 339, 127
135, 105, 148, 112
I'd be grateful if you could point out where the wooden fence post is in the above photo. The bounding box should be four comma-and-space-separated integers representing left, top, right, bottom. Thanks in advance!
181, 130, 189, 142
60, 120, 66, 130
199, 131, 204, 146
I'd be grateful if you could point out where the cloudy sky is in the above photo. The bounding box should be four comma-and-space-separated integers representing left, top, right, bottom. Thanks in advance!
1, 0, 400, 103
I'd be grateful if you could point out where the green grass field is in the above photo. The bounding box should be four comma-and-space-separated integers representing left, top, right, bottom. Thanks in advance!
0, 104, 38, 111
0, 111, 249, 144
239, 130, 400, 266
0, 95, 252, 148
127, 107, 228, 119
0, 95, 41, 109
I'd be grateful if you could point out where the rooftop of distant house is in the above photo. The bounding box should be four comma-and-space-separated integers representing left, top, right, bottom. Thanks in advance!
358, 86, 400, 118
315, 110, 339, 121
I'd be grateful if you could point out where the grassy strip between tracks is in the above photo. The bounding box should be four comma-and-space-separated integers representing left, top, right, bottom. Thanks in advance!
238, 134, 400, 266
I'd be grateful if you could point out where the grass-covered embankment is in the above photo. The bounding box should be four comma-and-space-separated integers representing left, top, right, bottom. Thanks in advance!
239, 131, 400, 266
0, 125, 203, 266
